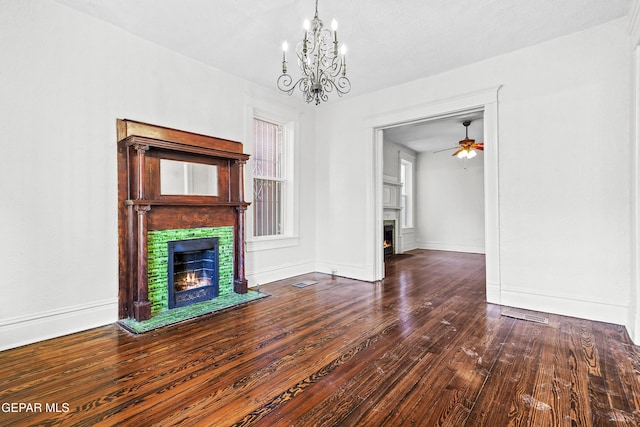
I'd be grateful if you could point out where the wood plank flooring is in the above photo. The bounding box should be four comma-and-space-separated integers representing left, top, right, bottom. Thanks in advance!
1, 249, 639, 426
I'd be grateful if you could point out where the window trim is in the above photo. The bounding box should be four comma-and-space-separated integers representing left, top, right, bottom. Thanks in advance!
400, 152, 415, 230
245, 98, 300, 251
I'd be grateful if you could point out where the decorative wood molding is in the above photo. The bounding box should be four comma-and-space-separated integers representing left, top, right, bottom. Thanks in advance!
123, 135, 249, 162
383, 174, 401, 184
383, 181, 402, 209
117, 119, 244, 154
117, 119, 250, 321
125, 200, 250, 208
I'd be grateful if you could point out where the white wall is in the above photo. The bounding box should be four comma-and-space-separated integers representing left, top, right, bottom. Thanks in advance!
416, 147, 485, 254
383, 141, 415, 178
0, 0, 315, 350
316, 18, 632, 329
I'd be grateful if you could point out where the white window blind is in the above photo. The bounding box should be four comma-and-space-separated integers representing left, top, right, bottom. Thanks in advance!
253, 118, 284, 237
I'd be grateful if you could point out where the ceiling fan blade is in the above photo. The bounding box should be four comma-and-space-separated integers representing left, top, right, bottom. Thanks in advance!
433, 146, 458, 153
451, 147, 465, 157
472, 142, 484, 150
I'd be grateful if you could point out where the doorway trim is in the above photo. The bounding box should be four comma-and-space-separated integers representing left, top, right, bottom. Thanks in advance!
367, 86, 502, 302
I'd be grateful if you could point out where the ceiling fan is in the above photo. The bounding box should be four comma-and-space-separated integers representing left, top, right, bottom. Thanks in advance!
437, 120, 484, 159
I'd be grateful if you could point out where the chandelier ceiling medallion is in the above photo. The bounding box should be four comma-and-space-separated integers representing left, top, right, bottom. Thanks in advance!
277, 0, 351, 105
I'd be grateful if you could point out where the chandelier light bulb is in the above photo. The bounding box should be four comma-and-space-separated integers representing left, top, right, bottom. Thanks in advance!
281, 41, 288, 73
303, 19, 310, 31
331, 19, 338, 31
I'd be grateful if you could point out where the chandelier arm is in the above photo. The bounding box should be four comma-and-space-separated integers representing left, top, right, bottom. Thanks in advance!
319, 72, 351, 96
324, 55, 343, 78
277, 74, 297, 95
334, 75, 351, 95
278, 73, 315, 97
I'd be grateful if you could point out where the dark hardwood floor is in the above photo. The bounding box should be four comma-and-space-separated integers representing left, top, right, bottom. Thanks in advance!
2, 250, 640, 426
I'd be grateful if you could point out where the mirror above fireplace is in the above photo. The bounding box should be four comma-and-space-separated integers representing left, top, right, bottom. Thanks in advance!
160, 159, 218, 196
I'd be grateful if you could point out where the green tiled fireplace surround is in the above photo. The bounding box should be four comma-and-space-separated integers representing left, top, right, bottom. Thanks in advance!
147, 226, 234, 314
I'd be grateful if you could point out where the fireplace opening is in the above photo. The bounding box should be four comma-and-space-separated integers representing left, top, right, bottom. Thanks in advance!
168, 237, 219, 309
384, 222, 394, 257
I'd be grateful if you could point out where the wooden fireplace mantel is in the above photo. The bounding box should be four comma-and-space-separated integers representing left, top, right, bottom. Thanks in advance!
117, 119, 250, 321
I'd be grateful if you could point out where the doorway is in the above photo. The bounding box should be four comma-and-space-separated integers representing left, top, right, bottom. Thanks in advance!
382, 111, 485, 258
368, 87, 501, 303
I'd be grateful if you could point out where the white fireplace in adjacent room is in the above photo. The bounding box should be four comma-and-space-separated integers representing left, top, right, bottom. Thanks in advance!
383, 178, 403, 256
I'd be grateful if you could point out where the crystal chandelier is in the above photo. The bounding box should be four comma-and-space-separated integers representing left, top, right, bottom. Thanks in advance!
277, 0, 351, 105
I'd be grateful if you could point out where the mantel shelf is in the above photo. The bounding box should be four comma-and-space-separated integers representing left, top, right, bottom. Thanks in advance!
125, 199, 250, 208
124, 135, 250, 162
384, 206, 402, 211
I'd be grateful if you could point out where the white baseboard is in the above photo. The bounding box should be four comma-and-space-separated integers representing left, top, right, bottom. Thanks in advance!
246, 260, 315, 287
0, 298, 118, 352
628, 318, 639, 345
418, 241, 485, 254
486, 281, 501, 304
314, 260, 377, 282
498, 287, 628, 326
628, 313, 640, 345
400, 242, 418, 252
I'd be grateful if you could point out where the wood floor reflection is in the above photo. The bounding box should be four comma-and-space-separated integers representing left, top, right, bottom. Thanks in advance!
1, 250, 639, 426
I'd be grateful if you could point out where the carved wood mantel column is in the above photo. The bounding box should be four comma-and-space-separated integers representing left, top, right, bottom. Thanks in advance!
133, 142, 149, 199
234, 159, 248, 293
234, 204, 248, 293
133, 204, 151, 320
132, 143, 152, 321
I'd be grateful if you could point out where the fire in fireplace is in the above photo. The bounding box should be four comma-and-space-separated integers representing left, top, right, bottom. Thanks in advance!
384, 222, 394, 257
167, 237, 219, 309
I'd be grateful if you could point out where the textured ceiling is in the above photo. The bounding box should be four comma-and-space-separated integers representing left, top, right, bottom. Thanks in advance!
52, 0, 631, 149
54, 0, 631, 100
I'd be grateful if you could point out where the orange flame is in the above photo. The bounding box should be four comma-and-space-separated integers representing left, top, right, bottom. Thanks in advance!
176, 271, 212, 291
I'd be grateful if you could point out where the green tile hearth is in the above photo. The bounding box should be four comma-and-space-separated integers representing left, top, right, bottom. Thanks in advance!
119, 290, 268, 334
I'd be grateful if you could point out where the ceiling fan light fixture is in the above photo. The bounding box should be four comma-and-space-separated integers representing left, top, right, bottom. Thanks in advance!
456, 149, 468, 158
451, 120, 483, 160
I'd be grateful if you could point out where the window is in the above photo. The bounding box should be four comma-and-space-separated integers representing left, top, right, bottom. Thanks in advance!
400, 156, 414, 228
246, 99, 299, 252
253, 118, 285, 237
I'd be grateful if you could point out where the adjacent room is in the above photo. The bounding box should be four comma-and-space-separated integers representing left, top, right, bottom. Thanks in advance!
2, 0, 640, 425
382, 113, 486, 257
